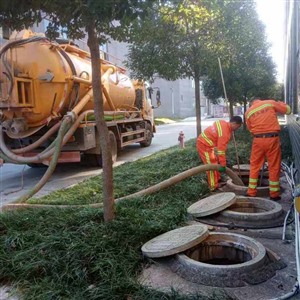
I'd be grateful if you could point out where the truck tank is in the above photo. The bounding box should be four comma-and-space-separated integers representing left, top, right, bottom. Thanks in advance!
0, 30, 139, 137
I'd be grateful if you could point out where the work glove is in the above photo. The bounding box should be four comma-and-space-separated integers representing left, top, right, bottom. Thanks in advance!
218, 166, 226, 173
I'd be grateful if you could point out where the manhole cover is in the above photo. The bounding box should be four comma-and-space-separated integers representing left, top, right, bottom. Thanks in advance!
141, 224, 209, 258
187, 192, 236, 217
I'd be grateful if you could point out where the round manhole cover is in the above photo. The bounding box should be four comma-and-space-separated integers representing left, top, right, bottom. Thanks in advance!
141, 224, 209, 258
187, 192, 236, 217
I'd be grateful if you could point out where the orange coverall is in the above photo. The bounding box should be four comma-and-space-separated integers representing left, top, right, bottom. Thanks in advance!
245, 99, 291, 198
196, 120, 232, 191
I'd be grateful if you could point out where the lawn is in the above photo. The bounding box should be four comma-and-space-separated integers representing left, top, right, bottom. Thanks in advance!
0, 127, 292, 299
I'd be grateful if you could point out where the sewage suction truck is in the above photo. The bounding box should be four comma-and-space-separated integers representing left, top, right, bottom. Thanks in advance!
0, 30, 160, 168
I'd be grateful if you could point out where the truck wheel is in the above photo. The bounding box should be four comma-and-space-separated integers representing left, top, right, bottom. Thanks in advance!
86, 131, 118, 167
140, 123, 153, 147
86, 154, 103, 167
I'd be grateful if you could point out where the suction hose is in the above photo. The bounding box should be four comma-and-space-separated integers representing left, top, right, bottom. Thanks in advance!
0, 110, 94, 164
12, 121, 62, 154
115, 164, 243, 203
17, 117, 70, 203
2, 164, 244, 209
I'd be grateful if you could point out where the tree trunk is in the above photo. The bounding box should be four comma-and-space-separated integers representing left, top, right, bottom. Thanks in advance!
87, 23, 115, 222
194, 67, 201, 136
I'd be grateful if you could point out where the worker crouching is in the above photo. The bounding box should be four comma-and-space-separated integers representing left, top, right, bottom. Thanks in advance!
196, 116, 243, 191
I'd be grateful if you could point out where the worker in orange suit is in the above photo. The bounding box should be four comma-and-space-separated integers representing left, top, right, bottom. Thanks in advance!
196, 116, 243, 191
245, 98, 291, 200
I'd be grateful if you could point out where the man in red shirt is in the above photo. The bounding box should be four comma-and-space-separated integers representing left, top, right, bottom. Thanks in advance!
196, 116, 243, 191
245, 98, 291, 200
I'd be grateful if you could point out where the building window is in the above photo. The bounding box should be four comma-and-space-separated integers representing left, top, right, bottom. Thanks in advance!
0, 26, 11, 40
100, 44, 108, 60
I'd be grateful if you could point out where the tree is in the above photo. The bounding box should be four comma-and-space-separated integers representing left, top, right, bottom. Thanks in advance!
202, 0, 277, 117
0, 0, 158, 222
127, 0, 223, 136
126, 0, 276, 128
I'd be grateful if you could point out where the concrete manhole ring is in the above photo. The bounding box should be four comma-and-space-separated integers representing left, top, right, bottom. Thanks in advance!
171, 232, 269, 287
225, 178, 269, 197
196, 196, 285, 229
220, 196, 283, 221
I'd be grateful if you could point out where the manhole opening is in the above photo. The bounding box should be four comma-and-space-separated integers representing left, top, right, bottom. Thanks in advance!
240, 175, 268, 187
198, 198, 285, 229
186, 242, 252, 265
224, 178, 270, 197
229, 201, 268, 213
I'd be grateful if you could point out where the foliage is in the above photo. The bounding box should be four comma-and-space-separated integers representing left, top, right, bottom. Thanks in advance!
0, 0, 155, 42
202, 0, 277, 111
126, 0, 277, 122
269, 83, 284, 101
126, 0, 226, 135
127, 0, 220, 81
154, 117, 182, 125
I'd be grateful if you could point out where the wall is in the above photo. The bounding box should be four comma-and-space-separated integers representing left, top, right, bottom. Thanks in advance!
284, 0, 300, 183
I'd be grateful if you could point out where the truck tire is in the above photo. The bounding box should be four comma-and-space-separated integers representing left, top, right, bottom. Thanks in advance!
140, 123, 153, 147
86, 131, 117, 167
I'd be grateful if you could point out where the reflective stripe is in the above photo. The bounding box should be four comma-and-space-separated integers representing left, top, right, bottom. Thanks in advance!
201, 132, 213, 146
216, 121, 223, 137
205, 152, 215, 188
249, 184, 257, 189
269, 180, 279, 185
247, 104, 273, 119
249, 178, 258, 183
209, 171, 215, 187
286, 105, 291, 114
217, 150, 225, 155
270, 187, 280, 191
205, 152, 211, 164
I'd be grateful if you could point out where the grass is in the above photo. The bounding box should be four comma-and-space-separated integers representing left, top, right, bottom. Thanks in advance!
0, 127, 292, 299
154, 117, 182, 125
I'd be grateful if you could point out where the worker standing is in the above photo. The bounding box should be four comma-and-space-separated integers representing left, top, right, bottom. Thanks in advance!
245, 98, 291, 200
196, 116, 243, 191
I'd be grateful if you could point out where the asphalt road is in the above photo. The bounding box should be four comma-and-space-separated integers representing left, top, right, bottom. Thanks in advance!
0, 117, 218, 205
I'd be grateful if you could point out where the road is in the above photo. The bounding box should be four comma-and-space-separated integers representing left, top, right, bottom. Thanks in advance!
0, 117, 218, 205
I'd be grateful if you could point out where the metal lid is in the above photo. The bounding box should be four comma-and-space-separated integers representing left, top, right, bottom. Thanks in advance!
141, 224, 209, 258
187, 192, 237, 217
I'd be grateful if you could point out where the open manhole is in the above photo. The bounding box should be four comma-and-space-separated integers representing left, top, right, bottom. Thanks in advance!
222, 178, 269, 197
170, 232, 285, 287
196, 196, 285, 229
232, 164, 269, 178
